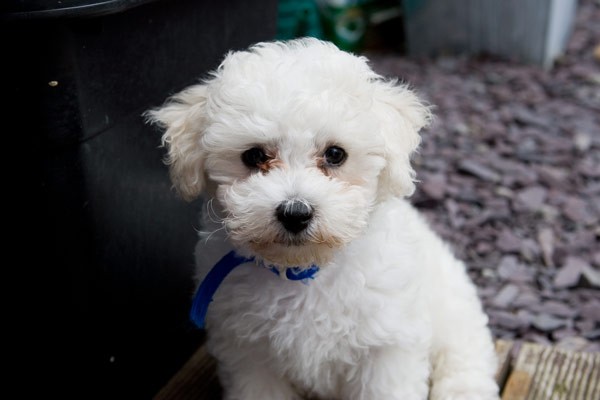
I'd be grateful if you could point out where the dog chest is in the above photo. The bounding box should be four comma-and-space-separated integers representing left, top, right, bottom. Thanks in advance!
208, 259, 426, 393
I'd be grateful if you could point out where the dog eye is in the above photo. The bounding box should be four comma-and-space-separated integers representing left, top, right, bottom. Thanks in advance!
241, 147, 269, 168
323, 146, 347, 166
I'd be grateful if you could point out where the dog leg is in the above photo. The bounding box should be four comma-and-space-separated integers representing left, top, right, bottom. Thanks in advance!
428, 334, 499, 400
219, 364, 300, 400
428, 263, 500, 400
346, 345, 430, 400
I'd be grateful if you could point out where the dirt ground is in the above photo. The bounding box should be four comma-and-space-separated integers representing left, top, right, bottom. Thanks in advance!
368, 0, 600, 351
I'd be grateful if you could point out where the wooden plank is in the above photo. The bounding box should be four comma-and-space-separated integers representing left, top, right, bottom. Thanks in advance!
574, 351, 600, 400
529, 345, 562, 399
495, 339, 514, 387
155, 341, 599, 400
588, 352, 600, 400
153, 345, 221, 400
552, 348, 580, 400
156, 340, 518, 399
502, 342, 545, 400
502, 343, 600, 400
551, 347, 595, 400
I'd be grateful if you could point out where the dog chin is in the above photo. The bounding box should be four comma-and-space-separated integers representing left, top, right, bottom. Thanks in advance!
245, 240, 338, 268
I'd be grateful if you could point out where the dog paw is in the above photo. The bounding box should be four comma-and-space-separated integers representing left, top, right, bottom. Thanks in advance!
432, 394, 499, 400
429, 378, 499, 400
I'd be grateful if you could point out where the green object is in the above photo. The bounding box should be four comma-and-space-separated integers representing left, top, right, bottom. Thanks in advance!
276, 0, 374, 53
277, 0, 325, 40
317, 0, 370, 52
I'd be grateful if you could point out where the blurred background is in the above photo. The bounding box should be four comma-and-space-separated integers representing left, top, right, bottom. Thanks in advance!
3, 0, 597, 398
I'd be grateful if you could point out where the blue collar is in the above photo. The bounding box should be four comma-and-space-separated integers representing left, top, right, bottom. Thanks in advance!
190, 250, 320, 328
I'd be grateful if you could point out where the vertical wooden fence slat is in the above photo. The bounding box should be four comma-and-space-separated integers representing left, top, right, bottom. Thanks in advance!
403, 0, 578, 68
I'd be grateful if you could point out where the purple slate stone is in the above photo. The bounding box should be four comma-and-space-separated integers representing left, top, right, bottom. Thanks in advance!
532, 314, 568, 332
515, 186, 548, 211
491, 284, 520, 308
553, 257, 587, 288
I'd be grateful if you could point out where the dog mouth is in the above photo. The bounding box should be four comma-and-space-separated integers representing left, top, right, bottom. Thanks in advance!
247, 236, 339, 268
253, 233, 311, 247
233, 224, 351, 268
251, 229, 343, 248
273, 237, 307, 247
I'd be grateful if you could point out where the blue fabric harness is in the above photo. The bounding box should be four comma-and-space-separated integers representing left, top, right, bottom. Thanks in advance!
190, 250, 319, 328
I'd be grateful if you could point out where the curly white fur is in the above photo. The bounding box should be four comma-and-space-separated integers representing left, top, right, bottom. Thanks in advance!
147, 38, 499, 400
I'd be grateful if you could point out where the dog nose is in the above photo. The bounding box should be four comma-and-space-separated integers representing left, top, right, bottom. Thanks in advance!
276, 200, 313, 234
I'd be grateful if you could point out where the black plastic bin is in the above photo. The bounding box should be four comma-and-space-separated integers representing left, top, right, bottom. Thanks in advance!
2, 0, 276, 397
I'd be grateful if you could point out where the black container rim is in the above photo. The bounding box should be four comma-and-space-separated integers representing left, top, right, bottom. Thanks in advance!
1, 0, 161, 21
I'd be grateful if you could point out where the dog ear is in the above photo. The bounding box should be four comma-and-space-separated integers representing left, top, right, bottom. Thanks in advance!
145, 85, 208, 201
375, 82, 432, 198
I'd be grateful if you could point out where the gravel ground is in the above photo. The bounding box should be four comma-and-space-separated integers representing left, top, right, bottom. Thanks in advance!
368, 0, 600, 352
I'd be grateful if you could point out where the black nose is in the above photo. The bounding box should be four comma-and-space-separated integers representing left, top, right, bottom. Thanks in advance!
276, 200, 313, 234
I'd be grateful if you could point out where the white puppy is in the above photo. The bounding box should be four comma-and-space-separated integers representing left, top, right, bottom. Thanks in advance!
148, 38, 499, 400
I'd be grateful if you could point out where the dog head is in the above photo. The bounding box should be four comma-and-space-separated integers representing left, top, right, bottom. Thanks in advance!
147, 38, 431, 267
